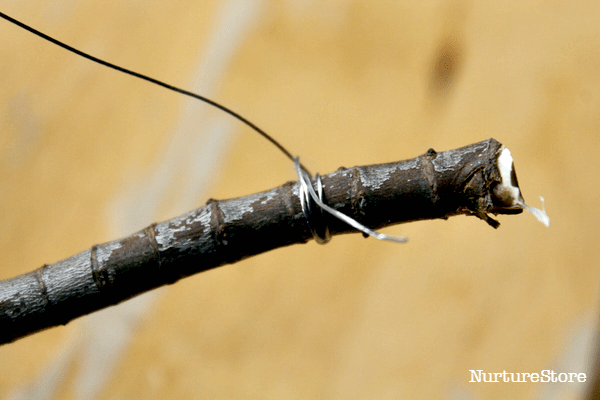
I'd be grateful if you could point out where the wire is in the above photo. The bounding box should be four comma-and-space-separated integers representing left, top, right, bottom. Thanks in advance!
0, 10, 408, 244
0, 11, 310, 174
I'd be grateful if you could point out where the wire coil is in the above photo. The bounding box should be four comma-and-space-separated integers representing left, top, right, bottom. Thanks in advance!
298, 171, 331, 244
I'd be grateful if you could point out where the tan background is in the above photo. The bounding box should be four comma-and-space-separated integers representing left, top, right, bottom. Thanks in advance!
1, 1, 599, 399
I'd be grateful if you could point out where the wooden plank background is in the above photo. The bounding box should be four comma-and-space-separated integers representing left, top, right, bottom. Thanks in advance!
1, 1, 599, 399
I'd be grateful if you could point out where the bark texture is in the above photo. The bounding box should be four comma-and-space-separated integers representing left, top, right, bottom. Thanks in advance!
0, 138, 521, 345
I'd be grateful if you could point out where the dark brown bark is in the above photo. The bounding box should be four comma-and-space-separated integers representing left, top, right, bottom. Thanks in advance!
0, 138, 522, 345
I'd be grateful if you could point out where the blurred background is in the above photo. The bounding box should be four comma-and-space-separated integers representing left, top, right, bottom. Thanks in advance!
1, 1, 599, 399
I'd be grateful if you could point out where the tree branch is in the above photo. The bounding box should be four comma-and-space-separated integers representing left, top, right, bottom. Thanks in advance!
0, 138, 524, 345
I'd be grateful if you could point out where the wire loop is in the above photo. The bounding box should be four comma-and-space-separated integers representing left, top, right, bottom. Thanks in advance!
298, 171, 331, 244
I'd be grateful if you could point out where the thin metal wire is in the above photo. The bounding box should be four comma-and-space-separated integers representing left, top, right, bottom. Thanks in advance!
0, 11, 311, 175
0, 10, 407, 244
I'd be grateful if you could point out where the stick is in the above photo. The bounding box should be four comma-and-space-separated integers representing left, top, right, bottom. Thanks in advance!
0, 138, 524, 345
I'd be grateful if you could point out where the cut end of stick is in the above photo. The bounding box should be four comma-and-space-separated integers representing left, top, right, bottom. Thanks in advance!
495, 146, 550, 227
496, 147, 524, 207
